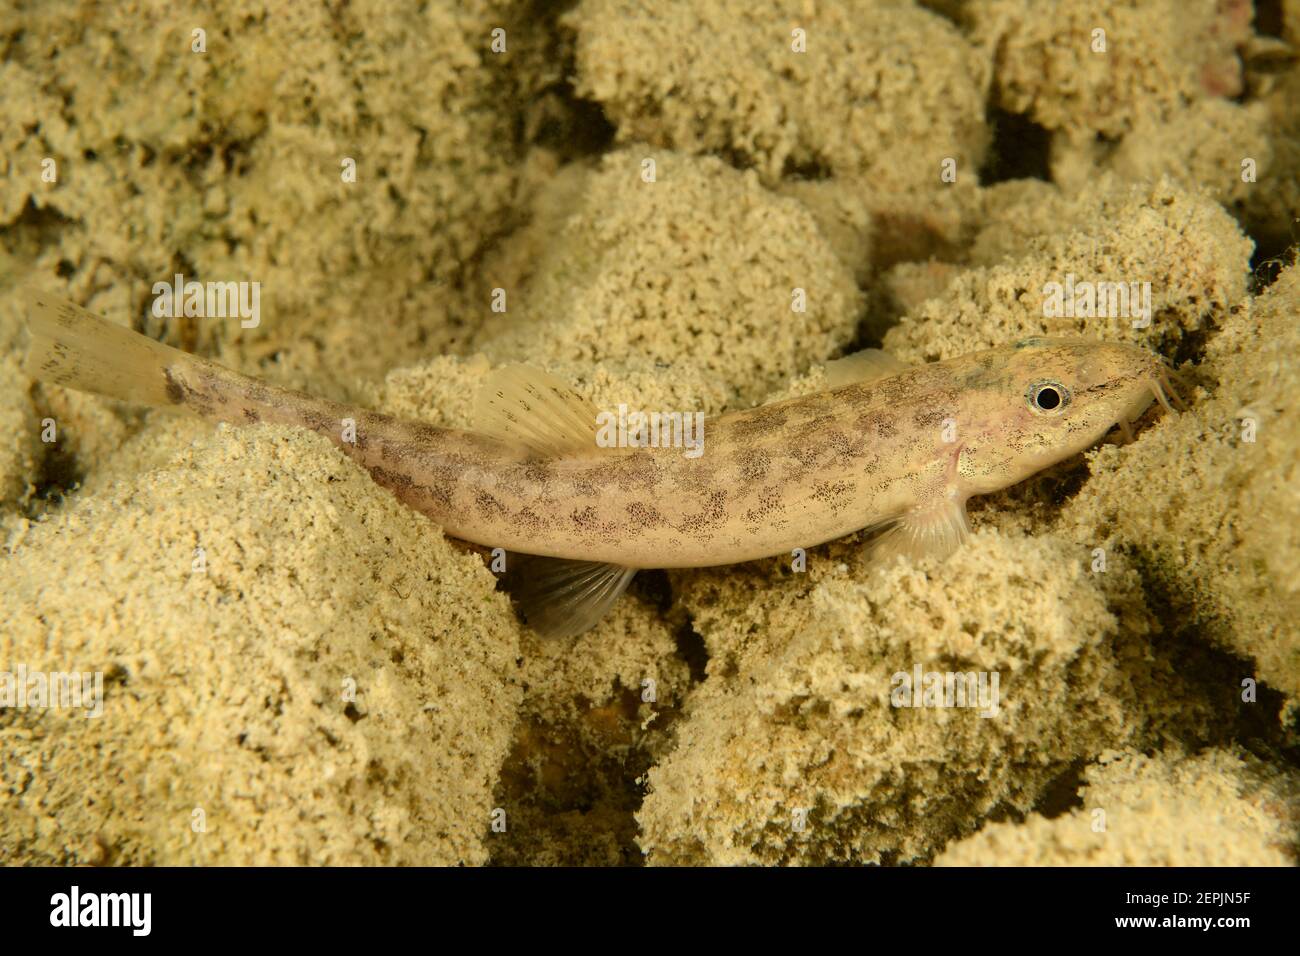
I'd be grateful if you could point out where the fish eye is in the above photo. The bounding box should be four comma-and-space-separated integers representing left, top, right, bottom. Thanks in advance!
1026, 380, 1070, 414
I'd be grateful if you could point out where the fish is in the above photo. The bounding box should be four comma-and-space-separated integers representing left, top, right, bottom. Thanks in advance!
21, 291, 1181, 637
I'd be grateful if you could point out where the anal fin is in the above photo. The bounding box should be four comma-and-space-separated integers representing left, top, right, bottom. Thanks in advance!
506, 555, 636, 639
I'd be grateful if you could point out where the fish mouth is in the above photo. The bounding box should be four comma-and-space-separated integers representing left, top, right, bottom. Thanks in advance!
1110, 364, 1184, 444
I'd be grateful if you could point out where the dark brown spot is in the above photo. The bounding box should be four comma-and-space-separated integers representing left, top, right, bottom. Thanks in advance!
163, 368, 185, 405
736, 448, 771, 482
370, 465, 415, 492
626, 501, 667, 529
475, 490, 505, 517
810, 479, 856, 515
913, 409, 947, 429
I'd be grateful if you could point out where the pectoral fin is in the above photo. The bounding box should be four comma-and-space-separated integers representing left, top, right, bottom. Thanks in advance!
506, 555, 636, 639
865, 495, 970, 564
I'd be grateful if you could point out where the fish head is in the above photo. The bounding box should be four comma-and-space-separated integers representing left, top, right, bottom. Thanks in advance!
950, 337, 1175, 494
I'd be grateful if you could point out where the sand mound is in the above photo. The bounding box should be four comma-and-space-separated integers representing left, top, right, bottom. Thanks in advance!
0, 426, 520, 864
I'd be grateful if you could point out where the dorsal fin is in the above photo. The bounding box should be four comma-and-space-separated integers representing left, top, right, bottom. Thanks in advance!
473, 364, 603, 457
506, 555, 637, 639
823, 348, 910, 389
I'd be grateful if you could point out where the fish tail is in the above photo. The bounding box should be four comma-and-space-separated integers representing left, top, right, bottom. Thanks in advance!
23, 288, 369, 448
23, 289, 202, 407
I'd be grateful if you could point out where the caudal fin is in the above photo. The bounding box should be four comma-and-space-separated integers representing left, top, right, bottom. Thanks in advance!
23, 290, 191, 406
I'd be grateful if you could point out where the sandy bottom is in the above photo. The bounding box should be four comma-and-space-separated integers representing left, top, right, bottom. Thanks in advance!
1, 0, 1298, 865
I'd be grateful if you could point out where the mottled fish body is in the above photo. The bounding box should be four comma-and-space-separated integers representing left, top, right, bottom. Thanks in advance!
24, 292, 1177, 636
